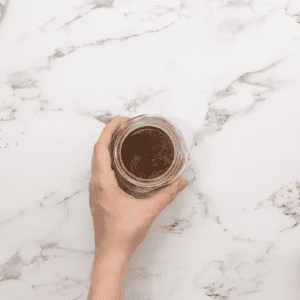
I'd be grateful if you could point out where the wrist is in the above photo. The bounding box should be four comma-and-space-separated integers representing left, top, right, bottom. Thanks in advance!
95, 235, 140, 260
89, 245, 130, 300
94, 242, 133, 261
93, 246, 131, 277
95, 247, 129, 262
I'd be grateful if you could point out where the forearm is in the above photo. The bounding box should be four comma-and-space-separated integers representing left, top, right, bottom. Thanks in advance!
88, 247, 130, 300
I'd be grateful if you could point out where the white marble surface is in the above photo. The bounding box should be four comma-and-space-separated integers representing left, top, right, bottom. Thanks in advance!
1, 0, 300, 299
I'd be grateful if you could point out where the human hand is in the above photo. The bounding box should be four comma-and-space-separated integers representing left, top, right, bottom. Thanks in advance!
89, 116, 189, 257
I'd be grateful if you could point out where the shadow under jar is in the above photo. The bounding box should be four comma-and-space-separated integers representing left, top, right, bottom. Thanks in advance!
111, 114, 188, 199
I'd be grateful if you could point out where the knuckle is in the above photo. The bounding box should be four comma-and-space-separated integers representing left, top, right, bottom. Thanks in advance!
90, 173, 109, 188
89, 176, 103, 191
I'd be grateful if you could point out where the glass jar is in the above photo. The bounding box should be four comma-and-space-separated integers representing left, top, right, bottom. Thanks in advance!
110, 114, 188, 199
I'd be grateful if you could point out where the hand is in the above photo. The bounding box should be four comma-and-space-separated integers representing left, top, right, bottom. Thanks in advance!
89, 116, 189, 257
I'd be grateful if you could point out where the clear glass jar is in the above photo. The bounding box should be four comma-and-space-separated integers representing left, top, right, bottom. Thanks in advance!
111, 114, 188, 199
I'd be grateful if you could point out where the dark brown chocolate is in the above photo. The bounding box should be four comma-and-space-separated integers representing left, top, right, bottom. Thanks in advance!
121, 126, 174, 179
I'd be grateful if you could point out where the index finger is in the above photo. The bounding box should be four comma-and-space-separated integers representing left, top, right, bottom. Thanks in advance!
98, 116, 123, 148
93, 116, 127, 174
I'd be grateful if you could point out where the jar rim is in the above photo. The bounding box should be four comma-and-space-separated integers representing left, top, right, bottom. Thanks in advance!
113, 114, 187, 188
119, 124, 177, 182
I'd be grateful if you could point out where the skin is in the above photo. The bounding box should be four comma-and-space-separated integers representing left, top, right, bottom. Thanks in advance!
88, 115, 189, 300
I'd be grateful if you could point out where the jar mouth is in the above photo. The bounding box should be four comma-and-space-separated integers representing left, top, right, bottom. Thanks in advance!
113, 114, 187, 188
119, 124, 177, 183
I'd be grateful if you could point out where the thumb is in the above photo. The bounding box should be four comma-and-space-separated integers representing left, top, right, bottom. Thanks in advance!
177, 177, 189, 192
163, 177, 188, 207
162, 177, 188, 199
148, 177, 188, 213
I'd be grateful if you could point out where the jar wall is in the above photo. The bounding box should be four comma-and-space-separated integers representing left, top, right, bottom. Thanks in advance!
111, 114, 188, 199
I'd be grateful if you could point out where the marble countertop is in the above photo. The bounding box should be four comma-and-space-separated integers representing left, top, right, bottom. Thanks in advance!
1, 0, 300, 299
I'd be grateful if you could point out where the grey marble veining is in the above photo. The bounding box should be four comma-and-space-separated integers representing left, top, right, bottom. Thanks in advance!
0, 0, 7, 22
1, 0, 300, 299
